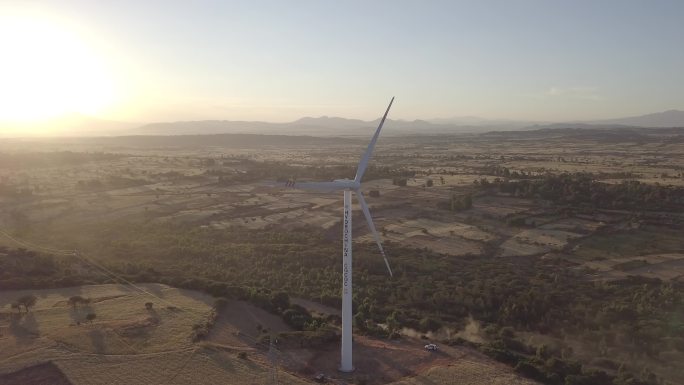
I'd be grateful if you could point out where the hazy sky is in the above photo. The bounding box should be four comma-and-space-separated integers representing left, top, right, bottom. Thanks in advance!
1, 0, 683, 124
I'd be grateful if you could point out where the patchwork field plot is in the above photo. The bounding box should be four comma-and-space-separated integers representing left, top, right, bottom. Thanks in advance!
401, 235, 484, 256
499, 238, 549, 257
572, 227, 684, 262
538, 218, 605, 233
385, 219, 493, 242
357, 218, 493, 256
581, 253, 684, 281
513, 228, 582, 249
471, 197, 535, 218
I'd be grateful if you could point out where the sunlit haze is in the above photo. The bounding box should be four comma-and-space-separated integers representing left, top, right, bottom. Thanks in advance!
1, 0, 683, 132
0, 13, 120, 123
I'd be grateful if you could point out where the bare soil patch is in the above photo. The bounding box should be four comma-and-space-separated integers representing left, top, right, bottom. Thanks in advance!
0, 361, 72, 385
280, 335, 457, 384
207, 300, 292, 347
277, 334, 540, 385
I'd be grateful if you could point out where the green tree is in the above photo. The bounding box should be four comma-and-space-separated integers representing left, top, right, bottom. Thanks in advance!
419, 316, 442, 332
270, 292, 290, 311
68, 295, 85, 309
16, 294, 37, 312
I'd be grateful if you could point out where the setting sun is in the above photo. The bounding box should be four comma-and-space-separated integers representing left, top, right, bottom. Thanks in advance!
0, 14, 117, 123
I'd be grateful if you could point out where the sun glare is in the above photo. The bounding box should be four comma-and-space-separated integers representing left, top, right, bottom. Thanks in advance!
0, 15, 117, 123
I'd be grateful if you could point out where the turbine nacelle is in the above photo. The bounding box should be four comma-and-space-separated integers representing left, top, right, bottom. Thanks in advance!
332, 179, 360, 190
293, 179, 359, 190
284, 180, 358, 192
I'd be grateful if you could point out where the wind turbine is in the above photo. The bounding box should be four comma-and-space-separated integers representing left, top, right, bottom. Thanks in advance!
287, 97, 394, 372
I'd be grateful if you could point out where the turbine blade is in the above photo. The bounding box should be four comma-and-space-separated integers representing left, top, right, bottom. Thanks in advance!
288, 181, 346, 192
355, 190, 393, 277
354, 97, 394, 183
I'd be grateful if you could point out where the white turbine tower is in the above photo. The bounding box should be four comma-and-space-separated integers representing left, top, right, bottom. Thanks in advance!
287, 97, 394, 372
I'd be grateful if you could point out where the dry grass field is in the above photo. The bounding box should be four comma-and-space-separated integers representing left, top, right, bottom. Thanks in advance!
0, 284, 309, 385
0, 285, 210, 374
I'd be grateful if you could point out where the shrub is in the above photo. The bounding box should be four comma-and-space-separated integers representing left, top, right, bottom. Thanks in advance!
418, 316, 442, 332
214, 297, 229, 311
392, 178, 407, 187
282, 307, 313, 330
16, 294, 37, 312
514, 360, 545, 382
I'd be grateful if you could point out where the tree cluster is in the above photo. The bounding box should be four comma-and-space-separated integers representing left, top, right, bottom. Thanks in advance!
490, 173, 684, 211
1, 217, 681, 384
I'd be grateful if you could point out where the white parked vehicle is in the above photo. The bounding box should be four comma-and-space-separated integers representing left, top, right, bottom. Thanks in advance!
424, 343, 438, 351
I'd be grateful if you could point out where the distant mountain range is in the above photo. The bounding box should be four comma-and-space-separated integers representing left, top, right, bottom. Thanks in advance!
133, 117, 478, 136
3, 110, 684, 137
134, 109, 684, 136
589, 109, 684, 127
430, 109, 684, 129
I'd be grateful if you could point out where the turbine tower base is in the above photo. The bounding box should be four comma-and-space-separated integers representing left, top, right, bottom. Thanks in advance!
338, 365, 355, 373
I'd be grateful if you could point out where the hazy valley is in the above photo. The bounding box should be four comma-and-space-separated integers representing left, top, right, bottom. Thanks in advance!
1, 126, 683, 384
